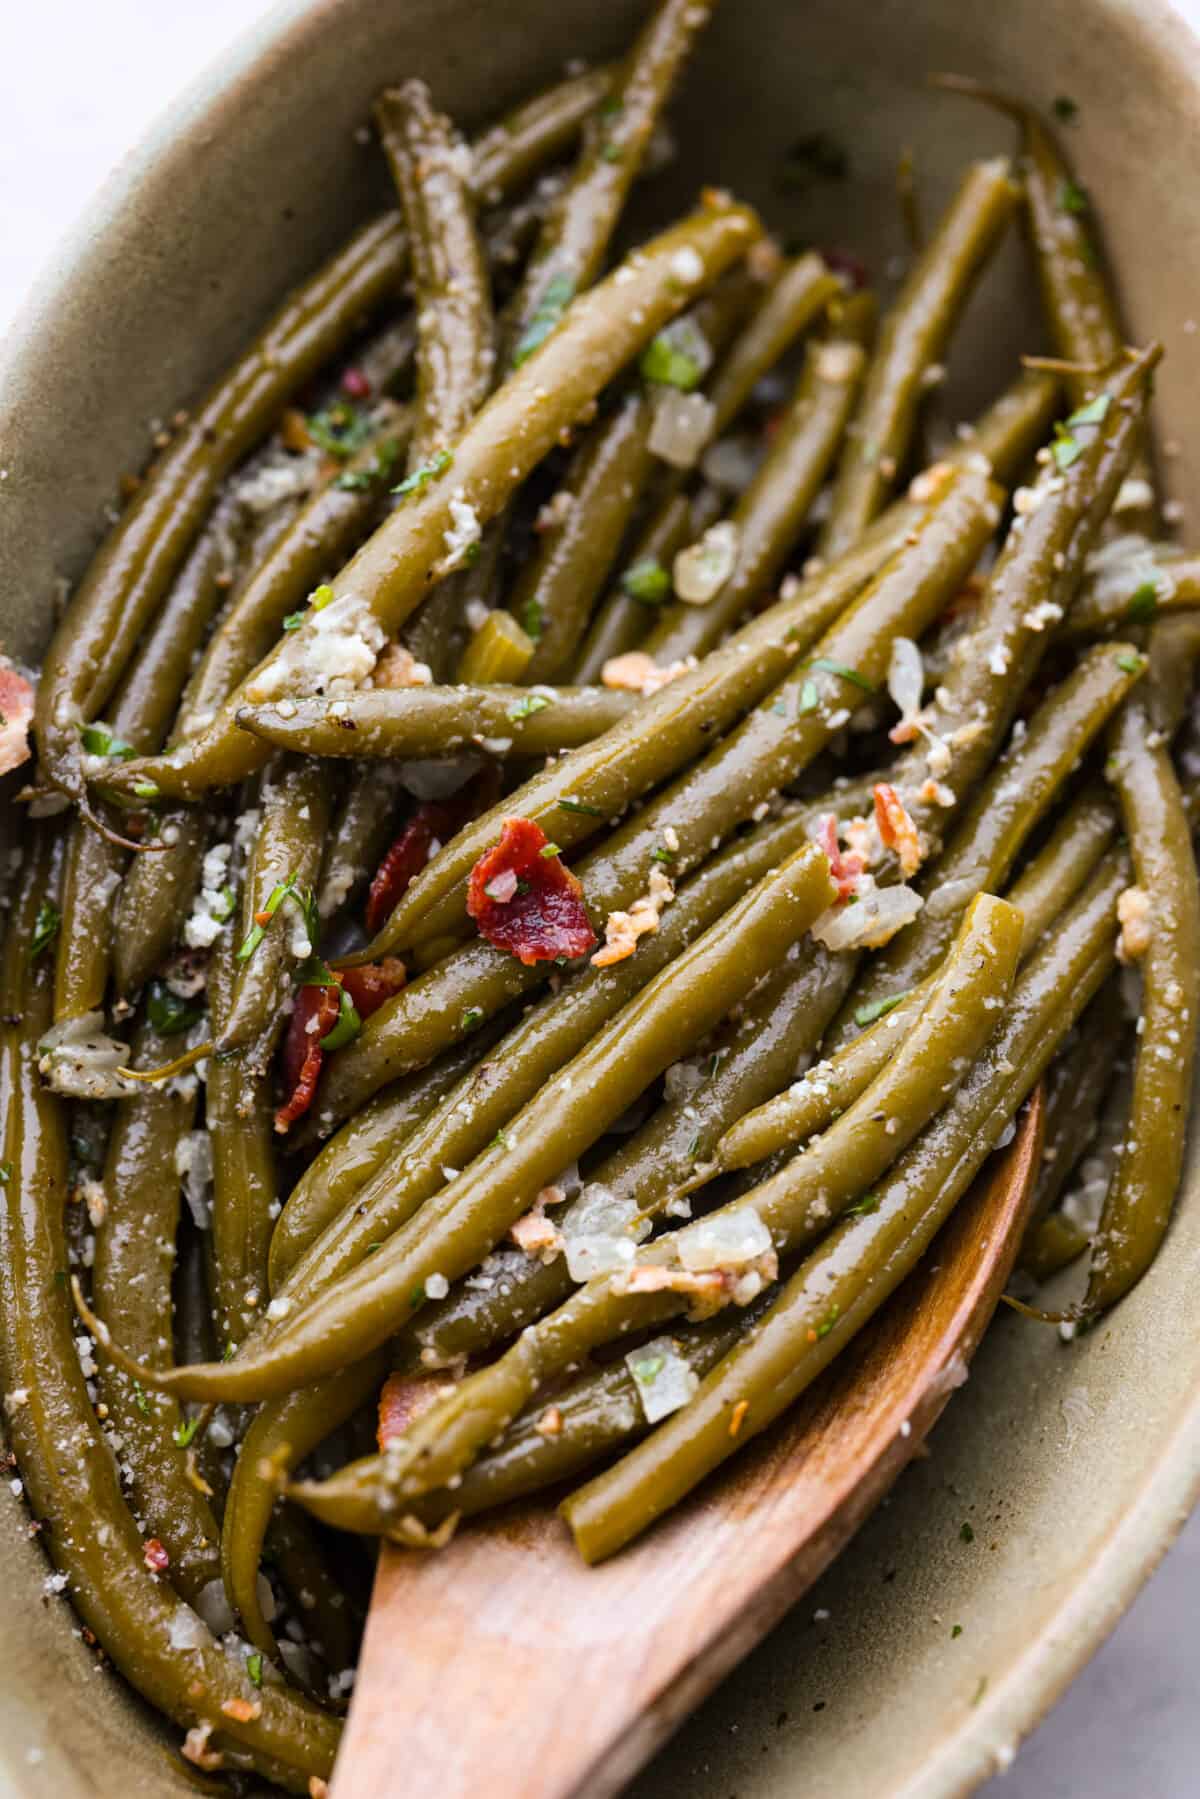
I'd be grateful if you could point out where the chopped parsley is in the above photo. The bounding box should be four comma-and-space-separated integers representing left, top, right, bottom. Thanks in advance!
393, 448, 454, 498
236, 876, 318, 963
306, 400, 373, 459
808, 657, 875, 692
951, 1623, 963, 1639
461, 1007, 484, 1033
1127, 581, 1159, 621
409, 1285, 425, 1308
1057, 178, 1089, 216
854, 990, 912, 1028
492, 1129, 514, 1152
621, 557, 672, 605
538, 842, 562, 859
1052, 95, 1078, 123
1051, 395, 1109, 472
815, 1305, 840, 1340
146, 980, 205, 1037
319, 986, 362, 1052
79, 722, 135, 760
520, 597, 544, 642
282, 582, 336, 631
132, 1380, 151, 1417
0, 1164, 10, 1186
132, 779, 160, 800
631, 1354, 666, 1384
558, 796, 604, 818
512, 273, 576, 367
798, 680, 820, 714
508, 694, 551, 722
1116, 652, 1144, 675
246, 1651, 264, 1688
651, 846, 676, 865
30, 902, 61, 963
845, 1193, 881, 1217
173, 1415, 200, 1450
960, 1520, 975, 1543
336, 436, 400, 491
640, 316, 710, 392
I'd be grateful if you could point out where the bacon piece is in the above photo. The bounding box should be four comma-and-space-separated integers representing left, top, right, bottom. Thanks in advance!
0, 658, 35, 777
340, 956, 406, 1019
142, 1538, 170, 1573
873, 782, 923, 878
365, 769, 499, 936
377, 1372, 451, 1450
467, 818, 596, 966
373, 642, 433, 689
815, 813, 867, 901
275, 981, 341, 1134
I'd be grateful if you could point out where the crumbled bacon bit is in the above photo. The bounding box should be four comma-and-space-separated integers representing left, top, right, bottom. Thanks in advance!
873, 783, 923, 878
535, 489, 575, 532
142, 1538, 169, 1573
377, 1373, 453, 1450
340, 957, 406, 1020
340, 366, 371, 400
275, 981, 341, 1134
365, 771, 498, 937
601, 651, 691, 697
815, 814, 867, 901
467, 818, 596, 965
221, 1697, 262, 1723
918, 776, 955, 808
280, 408, 314, 453
591, 867, 674, 967
309, 1780, 331, 1799
1116, 885, 1153, 962
536, 1406, 564, 1437
0, 658, 35, 778
510, 1190, 565, 1262
821, 246, 869, 290
373, 642, 433, 689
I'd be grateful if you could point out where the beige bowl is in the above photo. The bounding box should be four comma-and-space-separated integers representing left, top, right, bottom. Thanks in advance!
2, 1, 1199, 1793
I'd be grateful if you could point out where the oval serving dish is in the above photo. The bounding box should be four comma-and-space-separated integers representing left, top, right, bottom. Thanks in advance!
2, 1, 1199, 1793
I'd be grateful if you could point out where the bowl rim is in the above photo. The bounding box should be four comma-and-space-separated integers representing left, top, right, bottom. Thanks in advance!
3, 2, 1200, 1793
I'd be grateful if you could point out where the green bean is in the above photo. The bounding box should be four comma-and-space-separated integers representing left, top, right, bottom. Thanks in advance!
87, 842, 834, 1402
831, 640, 1146, 1035
563, 882, 1123, 1560
91, 1021, 223, 1602
345, 892, 1021, 1507
2, 833, 340, 1789
268, 809, 843, 1328
376, 82, 493, 465
291, 1308, 763, 1536
35, 66, 612, 800
1086, 683, 1200, 1312
1065, 550, 1200, 640
819, 159, 1018, 558
500, 0, 716, 365
513, 391, 658, 681
352, 460, 995, 964
456, 608, 536, 682
316, 765, 407, 922
719, 779, 1121, 1172
239, 682, 638, 760
222, 1360, 385, 1662
575, 252, 843, 679
269, 1028, 505, 1288
643, 290, 875, 663
111, 198, 760, 802
111, 806, 212, 997
1023, 979, 1125, 1241
217, 758, 330, 1064
266, 1505, 360, 1687
411, 938, 856, 1369
207, 935, 278, 1347
1024, 1059, 1131, 1284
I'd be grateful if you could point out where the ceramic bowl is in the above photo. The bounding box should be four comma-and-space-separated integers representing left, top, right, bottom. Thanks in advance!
2, 1, 1199, 1793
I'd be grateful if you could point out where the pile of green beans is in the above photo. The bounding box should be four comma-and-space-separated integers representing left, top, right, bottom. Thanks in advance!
7, 10, 1199, 1783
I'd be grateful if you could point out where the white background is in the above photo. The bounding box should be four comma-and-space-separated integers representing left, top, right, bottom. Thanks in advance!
1, 4, 1197, 1794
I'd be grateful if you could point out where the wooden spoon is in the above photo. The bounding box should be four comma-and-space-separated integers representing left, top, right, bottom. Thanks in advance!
333, 1090, 1042, 1799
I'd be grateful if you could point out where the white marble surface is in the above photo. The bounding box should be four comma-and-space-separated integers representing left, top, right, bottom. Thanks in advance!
1, 4, 1197, 1795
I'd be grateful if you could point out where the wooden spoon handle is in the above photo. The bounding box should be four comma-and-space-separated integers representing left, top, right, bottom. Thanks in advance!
335, 1092, 1042, 1799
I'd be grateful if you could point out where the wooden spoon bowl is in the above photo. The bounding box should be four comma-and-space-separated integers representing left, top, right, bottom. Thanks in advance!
334, 1090, 1043, 1799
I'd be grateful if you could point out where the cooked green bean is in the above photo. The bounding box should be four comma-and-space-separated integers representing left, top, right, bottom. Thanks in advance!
819, 159, 1018, 558
500, 0, 716, 365
376, 81, 494, 464
513, 391, 658, 681
217, 758, 330, 1064
316, 765, 407, 922
2, 833, 340, 1789
1065, 550, 1200, 640
1023, 980, 1125, 1241
1086, 683, 1200, 1312
642, 290, 875, 663
719, 780, 1121, 1172
269, 1028, 505, 1288
351, 460, 995, 964
92, 1021, 223, 1602
830, 640, 1146, 1035
207, 934, 279, 1346
110, 198, 760, 802
330, 892, 1021, 1507
239, 682, 638, 760
456, 608, 536, 682
1024, 1059, 1131, 1284
85, 842, 834, 1401
575, 487, 725, 681
36, 68, 612, 800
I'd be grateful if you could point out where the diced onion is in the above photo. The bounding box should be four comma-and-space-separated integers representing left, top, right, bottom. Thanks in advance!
649, 389, 716, 469
625, 1337, 700, 1423
678, 1207, 772, 1272
37, 1012, 138, 1101
561, 1184, 650, 1281
673, 520, 740, 604
811, 883, 924, 950
887, 636, 924, 725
